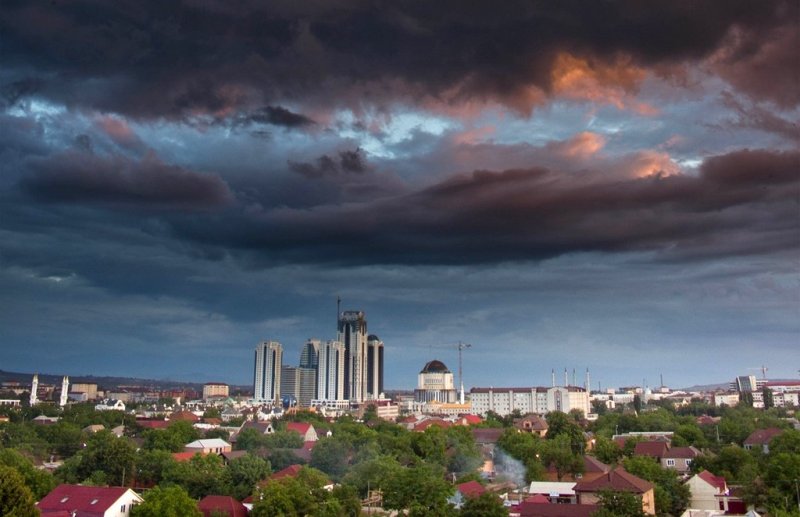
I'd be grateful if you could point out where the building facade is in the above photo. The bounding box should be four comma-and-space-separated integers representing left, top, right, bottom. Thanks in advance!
203, 382, 229, 400
316, 339, 346, 402
254, 341, 283, 402
366, 334, 384, 400
469, 386, 590, 417
415, 360, 457, 403
338, 310, 368, 402
281, 366, 317, 407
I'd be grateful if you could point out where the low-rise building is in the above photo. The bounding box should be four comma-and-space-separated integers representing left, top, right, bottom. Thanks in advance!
185, 438, 232, 455
470, 386, 590, 417
38, 484, 143, 517
203, 382, 230, 400
574, 468, 655, 515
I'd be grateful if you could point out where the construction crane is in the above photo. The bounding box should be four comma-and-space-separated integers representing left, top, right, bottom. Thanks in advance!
427, 341, 473, 404
747, 366, 769, 380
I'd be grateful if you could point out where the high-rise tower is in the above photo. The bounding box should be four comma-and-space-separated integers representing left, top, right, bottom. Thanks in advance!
366, 335, 384, 400
338, 310, 368, 402
317, 340, 346, 401
299, 339, 321, 369
254, 341, 283, 402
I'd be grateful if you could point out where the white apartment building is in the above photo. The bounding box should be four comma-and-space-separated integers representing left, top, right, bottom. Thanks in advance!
469, 386, 590, 417
203, 382, 229, 400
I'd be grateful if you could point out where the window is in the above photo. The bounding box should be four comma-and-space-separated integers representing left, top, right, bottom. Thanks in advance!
666, 459, 675, 466
686, 459, 692, 466
121, 504, 127, 512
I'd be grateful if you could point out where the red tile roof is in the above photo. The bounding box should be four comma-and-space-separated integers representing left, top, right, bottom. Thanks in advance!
574, 467, 653, 494
471, 428, 504, 443
137, 419, 169, 429
744, 427, 783, 445
270, 464, 304, 480
170, 410, 200, 422
525, 494, 551, 504
697, 470, 727, 492
460, 414, 483, 425
457, 480, 486, 498
286, 422, 312, 435
665, 446, 700, 459
198, 495, 248, 517
583, 455, 611, 473
38, 484, 133, 516
517, 502, 599, 517
173, 451, 205, 462
413, 418, 451, 431
633, 441, 669, 459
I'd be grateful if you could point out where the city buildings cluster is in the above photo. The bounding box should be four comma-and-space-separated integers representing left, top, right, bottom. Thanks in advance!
253, 309, 385, 409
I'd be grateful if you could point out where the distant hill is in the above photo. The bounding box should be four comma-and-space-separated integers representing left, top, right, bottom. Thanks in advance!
0, 369, 248, 392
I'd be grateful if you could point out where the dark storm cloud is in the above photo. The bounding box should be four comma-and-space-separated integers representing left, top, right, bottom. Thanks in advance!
172, 149, 799, 265
237, 106, 316, 128
1, 0, 796, 118
21, 151, 234, 209
289, 148, 370, 178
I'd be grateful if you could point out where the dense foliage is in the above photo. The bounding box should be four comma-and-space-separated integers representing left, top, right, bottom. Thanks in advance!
0, 398, 798, 516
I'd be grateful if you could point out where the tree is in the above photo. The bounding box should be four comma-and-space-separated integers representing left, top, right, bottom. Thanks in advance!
593, 488, 647, 517
592, 436, 622, 465
0, 464, 38, 517
162, 453, 229, 499
226, 454, 271, 500
342, 455, 402, 497
545, 411, 585, 454
130, 485, 202, 517
135, 449, 175, 487
382, 462, 453, 512
623, 456, 689, 516
310, 437, 351, 481
0, 448, 56, 499
540, 434, 583, 481
461, 492, 507, 517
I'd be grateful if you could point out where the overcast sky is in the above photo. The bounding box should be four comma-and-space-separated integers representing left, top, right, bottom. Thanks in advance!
1, 1, 798, 391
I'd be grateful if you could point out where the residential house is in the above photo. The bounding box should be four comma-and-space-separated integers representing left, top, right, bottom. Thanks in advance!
514, 414, 548, 437
197, 495, 248, 517
286, 421, 318, 442
38, 484, 143, 517
574, 468, 656, 515
743, 428, 783, 453
448, 480, 486, 509
514, 495, 599, 517
686, 470, 750, 515
545, 455, 610, 482
633, 440, 670, 461
185, 438, 232, 455
661, 446, 700, 473
527, 482, 577, 504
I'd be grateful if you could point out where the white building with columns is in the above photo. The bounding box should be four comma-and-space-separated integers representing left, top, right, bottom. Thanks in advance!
469, 385, 590, 417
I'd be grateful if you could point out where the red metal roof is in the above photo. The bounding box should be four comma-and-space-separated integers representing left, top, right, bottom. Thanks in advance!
457, 480, 486, 498
518, 502, 600, 516
198, 495, 248, 517
38, 484, 133, 516
697, 470, 727, 492
633, 441, 669, 458
574, 467, 653, 494
286, 422, 312, 435
744, 427, 783, 445
665, 446, 700, 459
269, 464, 304, 480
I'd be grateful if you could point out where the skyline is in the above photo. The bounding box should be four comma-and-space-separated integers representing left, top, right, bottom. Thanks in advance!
0, 1, 798, 390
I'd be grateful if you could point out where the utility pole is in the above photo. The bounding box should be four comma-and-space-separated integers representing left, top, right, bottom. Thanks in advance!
457, 341, 472, 405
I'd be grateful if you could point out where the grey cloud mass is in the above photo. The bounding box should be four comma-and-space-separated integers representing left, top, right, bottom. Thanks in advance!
0, 0, 797, 387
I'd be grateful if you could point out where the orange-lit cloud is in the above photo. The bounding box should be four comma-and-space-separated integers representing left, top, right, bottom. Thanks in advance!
624, 150, 682, 178
551, 53, 659, 115
549, 131, 606, 158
